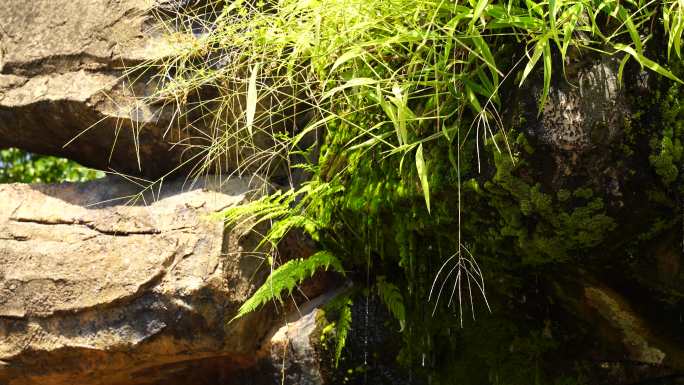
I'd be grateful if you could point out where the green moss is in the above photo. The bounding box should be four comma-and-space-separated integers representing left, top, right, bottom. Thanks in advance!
649, 135, 682, 185
637, 218, 676, 241
473, 136, 616, 265
572, 187, 593, 200
649, 81, 684, 185
557, 189, 571, 202
646, 188, 674, 206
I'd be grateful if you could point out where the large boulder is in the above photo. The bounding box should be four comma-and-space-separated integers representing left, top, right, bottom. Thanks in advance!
0, 0, 303, 180
0, 0, 190, 177
0, 176, 335, 385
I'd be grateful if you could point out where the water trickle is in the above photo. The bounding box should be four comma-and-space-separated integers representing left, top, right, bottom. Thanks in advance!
364, 227, 370, 385
364, 292, 369, 385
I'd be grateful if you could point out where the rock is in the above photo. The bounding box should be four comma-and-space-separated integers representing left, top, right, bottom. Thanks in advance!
0, 176, 337, 385
510, 55, 632, 188
265, 309, 326, 385
254, 292, 336, 385
0, 0, 308, 180
0, 0, 189, 178
531, 57, 628, 154
584, 286, 667, 365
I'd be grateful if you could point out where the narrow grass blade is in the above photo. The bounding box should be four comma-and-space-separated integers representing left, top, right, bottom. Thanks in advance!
322, 78, 378, 99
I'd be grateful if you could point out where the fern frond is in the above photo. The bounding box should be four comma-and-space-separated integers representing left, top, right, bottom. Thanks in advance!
223, 189, 299, 228
376, 276, 406, 331
322, 289, 356, 367
223, 182, 337, 247
265, 214, 320, 245
231, 251, 345, 321
333, 297, 353, 367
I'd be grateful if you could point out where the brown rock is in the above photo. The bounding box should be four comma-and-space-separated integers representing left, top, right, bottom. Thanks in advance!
0, 0, 189, 177
0, 176, 283, 385
584, 286, 667, 365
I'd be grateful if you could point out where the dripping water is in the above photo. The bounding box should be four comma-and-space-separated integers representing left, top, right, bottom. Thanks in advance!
364, 222, 370, 385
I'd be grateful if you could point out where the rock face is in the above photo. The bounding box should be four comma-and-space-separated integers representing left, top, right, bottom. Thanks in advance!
0, 177, 333, 385
494, 54, 684, 383
0, 0, 300, 180
0, 0, 188, 177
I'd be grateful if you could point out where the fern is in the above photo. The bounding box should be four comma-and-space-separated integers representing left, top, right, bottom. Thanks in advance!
376, 276, 406, 332
334, 297, 353, 366
323, 293, 354, 367
231, 251, 345, 321
224, 182, 341, 247
223, 189, 299, 230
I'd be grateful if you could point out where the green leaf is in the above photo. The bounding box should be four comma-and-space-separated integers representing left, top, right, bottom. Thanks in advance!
246, 62, 260, 137
415, 143, 431, 213
471, 30, 500, 88
331, 48, 365, 73
614, 44, 683, 83
549, 0, 560, 48
520, 38, 547, 86
388, 85, 413, 146
539, 41, 552, 114
231, 251, 345, 321
617, 53, 631, 86
616, 5, 642, 54
469, 0, 490, 33
559, 4, 582, 69
333, 297, 353, 366
376, 277, 406, 331
664, 1, 684, 59
464, 83, 483, 113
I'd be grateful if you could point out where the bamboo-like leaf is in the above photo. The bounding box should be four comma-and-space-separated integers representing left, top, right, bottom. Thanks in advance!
617, 6, 643, 54
464, 83, 483, 113
615, 44, 683, 83
617, 53, 631, 87
469, 0, 490, 32
374, 85, 401, 145
520, 38, 546, 86
415, 144, 431, 213
560, 4, 582, 68
665, 0, 684, 58
549, 0, 560, 48
471, 30, 500, 87
388, 86, 412, 146
246, 63, 260, 137
331, 47, 365, 73
539, 42, 552, 114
